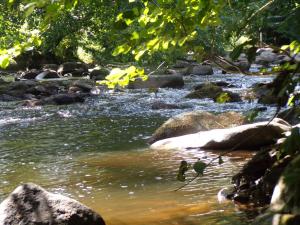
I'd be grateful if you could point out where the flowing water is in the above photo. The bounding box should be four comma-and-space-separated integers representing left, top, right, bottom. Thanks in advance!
0, 72, 275, 224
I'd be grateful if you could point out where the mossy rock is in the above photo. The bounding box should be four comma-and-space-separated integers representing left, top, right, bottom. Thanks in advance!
186, 83, 222, 99
213, 91, 241, 103
186, 83, 241, 102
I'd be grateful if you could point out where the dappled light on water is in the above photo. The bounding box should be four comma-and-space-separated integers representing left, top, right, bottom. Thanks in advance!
0, 72, 270, 224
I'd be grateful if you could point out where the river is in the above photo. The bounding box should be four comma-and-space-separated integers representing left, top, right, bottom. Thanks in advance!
0, 72, 274, 224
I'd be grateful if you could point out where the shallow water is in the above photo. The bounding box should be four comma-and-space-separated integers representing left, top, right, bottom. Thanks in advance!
0, 73, 274, 224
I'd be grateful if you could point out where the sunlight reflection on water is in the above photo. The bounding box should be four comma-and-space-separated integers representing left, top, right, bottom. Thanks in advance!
0, 72, 273, 224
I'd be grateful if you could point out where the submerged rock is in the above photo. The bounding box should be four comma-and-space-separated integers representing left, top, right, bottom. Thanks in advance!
148, 111, 245, 144
0, 183, 106, 225
150, 118, 291, 150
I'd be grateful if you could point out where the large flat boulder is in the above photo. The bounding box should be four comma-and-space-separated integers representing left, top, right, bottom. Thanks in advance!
151, 118, 291, 150
0, 183, 105, 225
148, 111, 245, 144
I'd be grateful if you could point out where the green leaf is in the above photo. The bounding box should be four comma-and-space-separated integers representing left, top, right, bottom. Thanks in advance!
112, 44, 131, 56
99, 66, 145, 89
0, 56, 10, 69
161, 40, 169, 49
245, 109, 260, 122
216, 92, 230, 103
131, 31, 140, 40
24, 3, 36, 17
134, 50, 147, 61
147, 38, 159, 49
177, 160, 189, 182
287, 95, 295, 107
230, 44, 244, 61
193, 160, 207, 175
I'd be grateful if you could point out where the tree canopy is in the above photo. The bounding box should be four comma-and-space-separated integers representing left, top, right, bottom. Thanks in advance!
0, 0, 299, 92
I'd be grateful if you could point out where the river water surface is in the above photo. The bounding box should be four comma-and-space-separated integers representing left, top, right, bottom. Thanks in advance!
0, 73, 274, 224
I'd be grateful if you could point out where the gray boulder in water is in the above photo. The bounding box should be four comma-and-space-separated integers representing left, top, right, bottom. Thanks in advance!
148, 111, 246, 144
0, 183, 106, 225
191, 65, 213, 75
151, 118, 291, 150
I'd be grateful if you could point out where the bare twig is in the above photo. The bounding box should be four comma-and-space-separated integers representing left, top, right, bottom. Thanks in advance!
148, 61, 166, 76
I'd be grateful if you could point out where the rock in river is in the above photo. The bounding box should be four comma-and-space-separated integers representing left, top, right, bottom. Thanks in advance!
0, 183, 106, 225
151, 118, 291, 150
127, 74, 184, 89
148, 111, 245, 144
191, 65, 213, 75
23, 93, 86, 106
58, 62, 89, 77
186, 83, 241, 102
